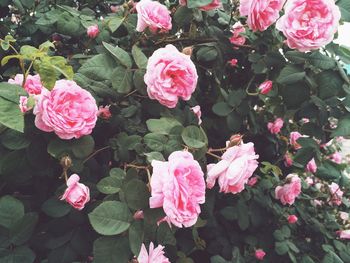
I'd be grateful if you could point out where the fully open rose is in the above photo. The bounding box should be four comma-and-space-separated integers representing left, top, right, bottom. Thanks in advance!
137, 242, 170, 263
275, 174, 301, 205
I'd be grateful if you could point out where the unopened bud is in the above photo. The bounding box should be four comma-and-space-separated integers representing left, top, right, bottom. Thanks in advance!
60, 155, 72, 169
227, 134, 243, 147
182, 46, 193, 56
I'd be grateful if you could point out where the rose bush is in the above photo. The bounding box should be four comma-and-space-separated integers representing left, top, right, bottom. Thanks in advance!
0, 0, 350, 262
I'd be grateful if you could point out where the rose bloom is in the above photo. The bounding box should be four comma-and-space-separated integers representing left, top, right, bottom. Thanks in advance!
136, 0, 172, 33
290, 131, 303, 149
98, 105, 112, 120
276, 0, 341, 52
191, 105, 202, 125
267, 118, 283, 134
306, 158, 317, 173
275, 174, 301, 205
258, 80, 273, 94
33, 80, 98, 140
207, 142, 259, 194
137, 242, 170, 263
150, 151, 205, 228
8, 74, 43, 95
179, 0, 221, 11
339, 211, 349, 221
144, 44, 198, 108
229, 58, 238, 67
288, 215, 298, 224
239, 0, 286, 31
329, 182, 343, 206
247, 176, 258, 187
337, 230, 350, 240
61, 174, 90, 210
305, 176, 314, 186
284, 152, 293, 167
19, 96, 31, 113
330, 152, 342, 164
230, 22, 246, 48
87, 25, 99, 38
255, 249, 266, 261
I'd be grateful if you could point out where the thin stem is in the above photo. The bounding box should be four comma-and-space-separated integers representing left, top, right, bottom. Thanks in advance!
155, 37, 217, 46
206, 151, 222, 160
125, 163, 149, 170
83, 146, 111, 163
123, 89, 138, 98
208, 147, 228, 152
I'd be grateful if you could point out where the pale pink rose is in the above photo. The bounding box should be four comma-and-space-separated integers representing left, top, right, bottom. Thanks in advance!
19, 96, 31, 113
150, 151, 205, 228
337, 230, 350, 240
206, 142, 259, 194
33, 80, 98, 140
267, 118, 283, 134
287, 214, 298, 224
8, 74, 43, 95
284, 153, 293, 167
255, 249, 266, 260
239, 0, 286, 31
276, 0, 341, 52
339, 212, 349, 221
156, 216, 172, 228
329, 182, 343, 206
179, 0, 221, 11
305, 177, 314, 186
306, 158, 317, 173
301, 118, 310, 124
230, 22, 246, 48
145, 44, 198, 108
61, 174, 90, 210
258, 80, 273, 95
275, 174, 301, 205
229, 59, 238, 67
290, 131, 303, 149
87, 25, 99, 38
247, 176, 258, 187
133, 210, 144, 220
191, 105, 202, 125
137, 242, 170, 263
330, 152, 342, 164
98, 105, 112, 120
136, 0, 172, 33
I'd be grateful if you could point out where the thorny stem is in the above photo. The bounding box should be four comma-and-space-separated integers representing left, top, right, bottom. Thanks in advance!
83, 146, 111, 164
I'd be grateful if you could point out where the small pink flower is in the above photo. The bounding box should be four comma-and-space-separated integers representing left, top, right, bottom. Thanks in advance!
329, 182, 343, 206
337, 230, 350, 240
110, 5, 120, 13
145, 44, 198, 108
287, 215, 298, 224
8, 74, 43, 95
19, 96, 31, 113
229, 59, 238, 67
258, 80, 273, 95
339, 211, 349, 221
301, 118, 310, 124
179, 0, 221, 11
61, 174, 90, 210
136, 0, 172, 33
305, 177, 314, 186
276, 0, 341, 52
330, 152, 342, 164
255, 249, 266, 261
311, 199, 323, 207
230, 22, 246, 48
306, 158, 317, 173
284, 153, 293, 167
289, 131, 303, 149
207, 142, 259, 194
239, 0, 286, 32
247, 176, 258, 187
150, 151, 205, 228
98, 105, 112, 120
133, 210, 144, 220
191, 105, 202, 125
137, 242, 170, 263
87, 25, 99, 38
267, 118, 283, 134
275, 174, 301, 205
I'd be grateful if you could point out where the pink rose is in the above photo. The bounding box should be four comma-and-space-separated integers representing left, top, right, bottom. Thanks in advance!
191, 105, 202, 125
267, 118, 283, 134
87, 25, 99, 38
284, 153, 293, 167
145, 44, 198, 108
305, 176, 314, 186
258, 80, 273, 95
8, 74, 43, 95
306, 158, 317, 173
287, 214, 298, 224
228, 59, 238, 67
329, 182, 343, 206
61, 174, 90, 210
337, 230, 350, 240
136, 0, 172, 33
255, 249, 266, 260
275, 174, 301, 205
179, 0, 221, 11
206, 142, 259, 194
137, 242, 170, 263
110, 5, 120, 13
339, 212, 349, 221
330, 152, 342, 164
276, 0, 341, 52
247, 176, 258, 187
230, 22, 246, 48
289, 131, 302, 149
98, 105, 112, 120
150, 151, 205, 228
19, 96, 31, 113
33, 80, 98, 140
239, 0, 286, 31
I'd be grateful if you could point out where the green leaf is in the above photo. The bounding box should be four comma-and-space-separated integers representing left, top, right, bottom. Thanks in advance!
71, 135, 95, 159
174, 6, 193, 26
226, 112, 242, 132
277, 65, 306, 85
196, 46, 218, 62
144, 151, 165, 163
181, 125, 207, 149
9, 213, 38, 246
0, 246, 35, 263
157, 223, 176, 246
309, 52, 336, 70
36, 59, 57, 89
187, 0, 213, 8
146, 117, 183, 135
0, 97, 24, 133
78, 54, 116, 81
41, 197, 72, 218
210, 255, 231, 263
108, 16, 124, 32
237, 200, 249, 231
332, 115, 350, 137
0, 130, 30, 150
88, 201, 132, 236
338, 0, 350, 22
129, 221, 144, 255
0, 196, 24, 229
227, 90, 246, 107
124, 179, 150, 210
97, 176, 122, 194
47, 138, 71, 158
144, 133, 167, 152
212, 102, 232, 117
1, 55, 21, 66
93, 237, 131, 263
110, 168, 126, 179
111, 66, 133, 94
132, 45, 148, 69
316, 161, 342, 180
322, 251, 344, 263
317, 70, 343, 99
275, 241, 289, 255
103, 42, 132, 68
